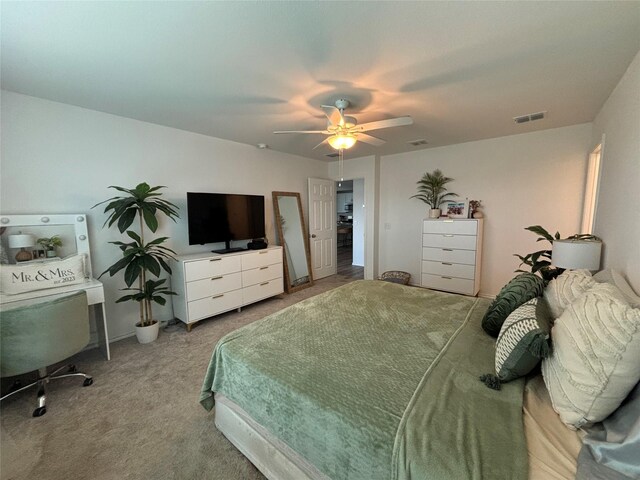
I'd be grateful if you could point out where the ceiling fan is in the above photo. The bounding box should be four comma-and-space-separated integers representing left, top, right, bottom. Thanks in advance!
274, 99, 413, 150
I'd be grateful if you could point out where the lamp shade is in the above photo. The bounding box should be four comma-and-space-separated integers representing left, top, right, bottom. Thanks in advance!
8, 234, 35, 249
552, 239, 602, 270
328, 134, 356, 150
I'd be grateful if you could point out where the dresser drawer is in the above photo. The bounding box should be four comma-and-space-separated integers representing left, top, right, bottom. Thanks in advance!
422, 247, 477, 265
422, 260, 475, 280
421, 273, 475, 295
186, 272, 242, 301
422, 233, 477, 250
242, 278, 283, 305
241, 249, 283, 270
184, 256, 242, 282
187, 289, 243, 322
242, 264, 283, 287
423, 220, 477, 235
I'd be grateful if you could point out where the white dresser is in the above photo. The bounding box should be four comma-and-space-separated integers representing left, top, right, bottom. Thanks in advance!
420, 219, 483, 296
171, 247, 284, 331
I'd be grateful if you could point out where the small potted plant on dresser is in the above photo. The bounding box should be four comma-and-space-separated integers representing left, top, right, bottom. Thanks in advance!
93, 182, 179, 344
37, 235, 63, 258
410, 169, 458, 218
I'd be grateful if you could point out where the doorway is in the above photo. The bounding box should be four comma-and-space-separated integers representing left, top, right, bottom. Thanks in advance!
336, 179, 364, 279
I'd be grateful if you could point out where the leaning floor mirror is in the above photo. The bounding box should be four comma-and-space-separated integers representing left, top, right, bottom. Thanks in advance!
272, 192, 314, 293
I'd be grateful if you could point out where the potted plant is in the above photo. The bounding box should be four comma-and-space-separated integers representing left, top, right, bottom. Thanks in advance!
93, 182, 179, 344
514, 225, 600, 284
37, 235, 63, 258
410, 169, 458, 218
469, 200, 483, 219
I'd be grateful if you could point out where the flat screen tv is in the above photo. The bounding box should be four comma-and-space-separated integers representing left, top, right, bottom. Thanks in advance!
187, 192, 265, 253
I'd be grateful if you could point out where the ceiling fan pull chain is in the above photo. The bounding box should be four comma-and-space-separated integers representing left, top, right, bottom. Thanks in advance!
338, 148, 344, 187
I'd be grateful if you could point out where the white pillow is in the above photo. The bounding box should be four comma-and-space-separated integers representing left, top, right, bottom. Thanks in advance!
544, 269, 595, 319
593, 268, 640, 308
0, 254, 87, 294
542, 283, 640, 429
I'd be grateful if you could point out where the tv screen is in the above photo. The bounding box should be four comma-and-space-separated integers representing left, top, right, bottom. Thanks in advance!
187, 192, 265, 246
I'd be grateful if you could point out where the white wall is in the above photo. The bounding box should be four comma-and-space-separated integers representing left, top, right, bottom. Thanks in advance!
352, 178, 365, 266
328, 156, 378, 279
0, 91, 327, 341
378, 124, 593, 296
591, 50, 640, 292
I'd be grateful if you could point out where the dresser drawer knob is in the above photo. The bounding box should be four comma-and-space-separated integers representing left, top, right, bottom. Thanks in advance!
259, 266, 269, 270
211, 276, 222, 280
441, 276, 452, 280
441, 262, 452, 265
442, 248, 453, 251
259, 251, 268, 254
212, 294, 224, 299
443, 234, 454, 237
260, 281, 269, 286
210, 258, 221, 262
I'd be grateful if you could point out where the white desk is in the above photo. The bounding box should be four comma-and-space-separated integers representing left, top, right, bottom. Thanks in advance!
0, 214, 110, 360
0, 279, 111, 360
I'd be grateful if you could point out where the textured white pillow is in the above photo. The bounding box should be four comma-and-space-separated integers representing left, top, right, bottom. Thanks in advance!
544, 269, 595, 319
542, 283, 640, 429
593, 268, 640, 308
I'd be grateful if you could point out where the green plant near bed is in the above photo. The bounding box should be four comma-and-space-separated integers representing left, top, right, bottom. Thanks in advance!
514, 225, 599, 283
93, 182, 179, 334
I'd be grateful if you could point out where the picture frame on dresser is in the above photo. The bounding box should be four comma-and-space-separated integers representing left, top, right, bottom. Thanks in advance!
444, 200, 468, 219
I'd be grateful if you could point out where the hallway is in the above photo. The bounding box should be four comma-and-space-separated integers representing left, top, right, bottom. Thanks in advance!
337, 245, 364, 279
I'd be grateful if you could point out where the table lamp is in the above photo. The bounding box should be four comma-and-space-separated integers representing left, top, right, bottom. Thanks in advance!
8, 233, 36, 262
552, 238, 602, 271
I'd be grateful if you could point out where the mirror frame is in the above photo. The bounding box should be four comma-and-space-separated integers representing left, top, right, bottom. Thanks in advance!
272, 191, 314, 293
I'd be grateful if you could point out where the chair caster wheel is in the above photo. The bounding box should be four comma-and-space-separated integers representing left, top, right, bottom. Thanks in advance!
83, 378, 93, 387
68, 365, 78, 373
33, 406, 47, 417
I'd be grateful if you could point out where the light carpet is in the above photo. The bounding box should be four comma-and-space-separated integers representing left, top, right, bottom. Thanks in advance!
1, 275, 353, 480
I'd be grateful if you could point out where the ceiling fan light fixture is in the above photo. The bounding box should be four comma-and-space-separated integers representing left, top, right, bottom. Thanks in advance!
328, 134, 356, 150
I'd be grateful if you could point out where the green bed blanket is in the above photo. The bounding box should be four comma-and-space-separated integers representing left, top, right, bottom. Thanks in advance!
200, 280, 527, 480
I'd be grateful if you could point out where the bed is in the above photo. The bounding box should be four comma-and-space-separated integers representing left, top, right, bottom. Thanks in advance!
200, 280, 587, 479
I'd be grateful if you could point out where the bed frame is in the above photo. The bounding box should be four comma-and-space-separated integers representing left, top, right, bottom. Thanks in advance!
214, 393, 328, 480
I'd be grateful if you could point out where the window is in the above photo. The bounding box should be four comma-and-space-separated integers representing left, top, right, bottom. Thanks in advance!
581, 139, 603, 234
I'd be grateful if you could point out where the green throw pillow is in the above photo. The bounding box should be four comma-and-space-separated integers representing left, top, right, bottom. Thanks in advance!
482, 273, 545, 337
495, 297, 552, 382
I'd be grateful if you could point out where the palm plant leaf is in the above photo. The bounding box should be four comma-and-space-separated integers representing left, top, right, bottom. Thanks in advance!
94, 181, 180, 326
410, 169, 457, 208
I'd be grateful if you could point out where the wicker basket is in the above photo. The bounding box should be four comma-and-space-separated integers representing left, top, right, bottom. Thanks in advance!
378, 270, 411, 285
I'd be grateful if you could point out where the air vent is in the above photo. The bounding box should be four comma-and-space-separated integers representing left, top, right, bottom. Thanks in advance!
408, 139, 429, 146
513, 111, 546, 124
325, 152, 339, 158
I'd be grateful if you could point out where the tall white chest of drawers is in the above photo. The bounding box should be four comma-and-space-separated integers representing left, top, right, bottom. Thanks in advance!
171, 247, 284, 330
421, 219, 483, 296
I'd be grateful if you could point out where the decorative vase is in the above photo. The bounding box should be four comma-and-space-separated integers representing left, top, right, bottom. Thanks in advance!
429, 208, 441, 218
135, 320, 160, 344
473, 211, 484, 219
46, 249, 56, 258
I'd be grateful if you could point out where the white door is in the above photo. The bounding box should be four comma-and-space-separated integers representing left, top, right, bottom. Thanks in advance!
308, 178, 336, 279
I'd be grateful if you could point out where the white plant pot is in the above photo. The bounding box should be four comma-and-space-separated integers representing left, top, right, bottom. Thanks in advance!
428, 208, 441, 218
135, 320, 160, 344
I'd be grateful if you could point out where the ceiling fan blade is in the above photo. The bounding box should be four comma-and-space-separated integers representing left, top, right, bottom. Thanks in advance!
273, 130, 329, 134
321, 105, 345, 126
313, 138, 330, 150
357, 133, 386, 146
356, 116, 413, 132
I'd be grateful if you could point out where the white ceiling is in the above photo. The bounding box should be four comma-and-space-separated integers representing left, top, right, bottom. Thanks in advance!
2, 2, 639, 162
